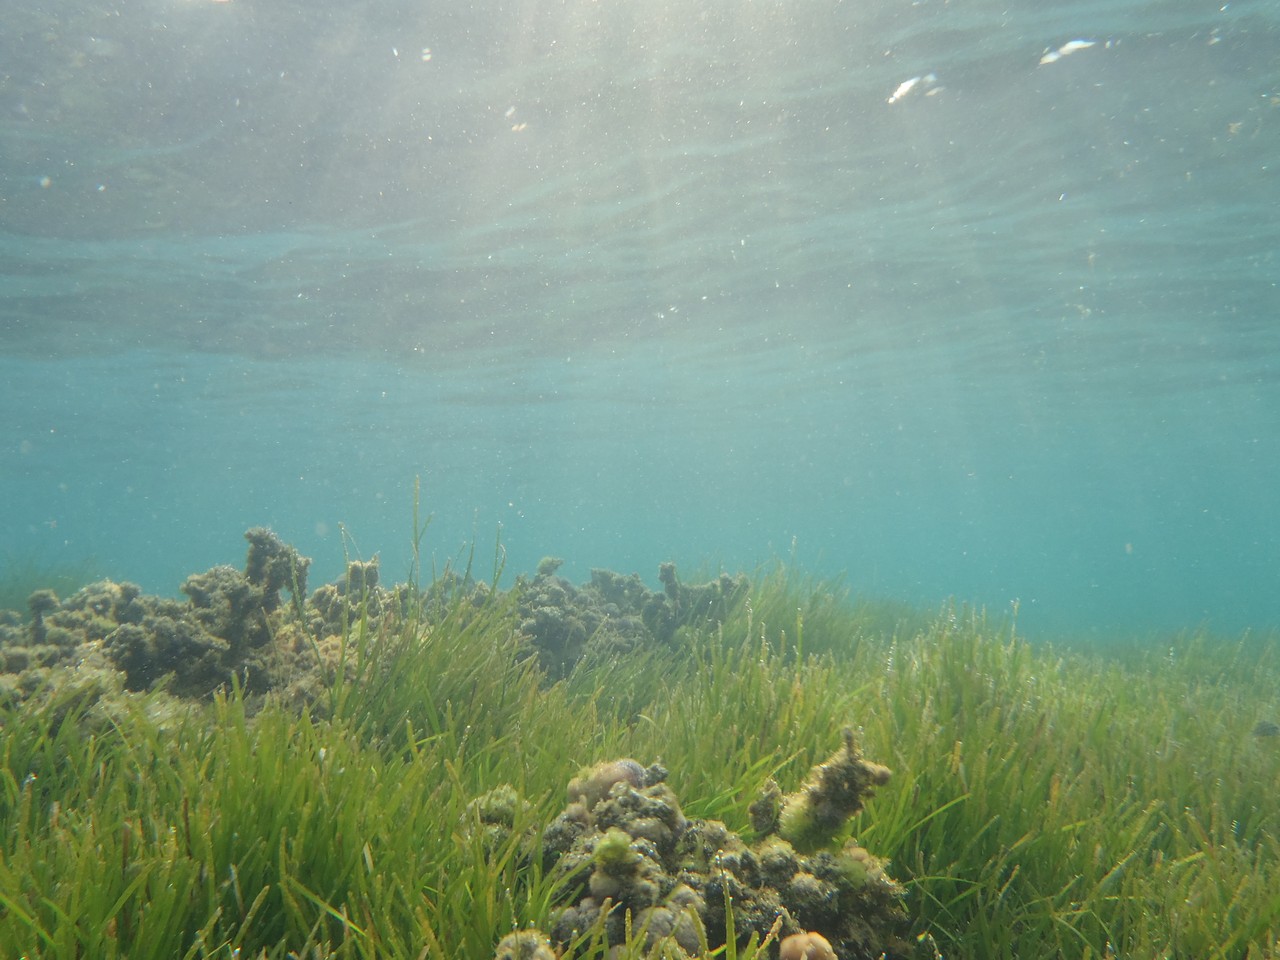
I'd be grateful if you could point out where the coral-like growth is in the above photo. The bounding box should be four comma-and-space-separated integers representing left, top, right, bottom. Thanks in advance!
525, 738, 913, 960
648, 563, 749, 643
0, 530, 325, 700
773, 728, 893, 854
26, 590, 59, 646
0, 530, 457, 705
515, 561, 748, 677
243, 527, 310, 613
0, 540, 755, 712
466, 784, 534, 854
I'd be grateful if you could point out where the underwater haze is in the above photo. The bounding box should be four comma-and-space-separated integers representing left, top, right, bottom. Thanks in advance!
2, 0, 1278, 640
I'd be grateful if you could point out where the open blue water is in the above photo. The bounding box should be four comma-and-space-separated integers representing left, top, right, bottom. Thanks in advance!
2, 0, 1278, 640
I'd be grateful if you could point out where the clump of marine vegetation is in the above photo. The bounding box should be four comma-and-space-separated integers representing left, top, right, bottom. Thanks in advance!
2, 517, 1280, 958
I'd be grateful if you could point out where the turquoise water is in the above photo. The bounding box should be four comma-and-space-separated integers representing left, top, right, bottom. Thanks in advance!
2, 0, 1278, 639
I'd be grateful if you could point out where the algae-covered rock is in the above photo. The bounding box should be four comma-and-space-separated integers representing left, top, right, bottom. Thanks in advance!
773, 728, 893, 854
2, 538, 755, 707
466, 784, 535, 855
648, 562, 749, 644
243, 526, 310, 612
515, 561, 748, 677
528, 734, 914, 960
0, 529, 322, 702
0, 527, 455, 708
493, 929, 556, 960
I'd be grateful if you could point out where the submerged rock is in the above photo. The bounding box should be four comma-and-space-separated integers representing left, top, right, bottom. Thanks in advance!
780, 931, 837, 960
0, 529, 325, 701
520, 733, 915, 960
774, 728, 893, 854
493, 930, 556, 960
515, 560, 748, 677
0, 531, 752, 712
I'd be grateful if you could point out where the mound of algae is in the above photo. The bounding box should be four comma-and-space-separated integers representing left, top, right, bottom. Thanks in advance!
0, 528, 317, 703
491, 734, 940, 960
0, 529, 752, 710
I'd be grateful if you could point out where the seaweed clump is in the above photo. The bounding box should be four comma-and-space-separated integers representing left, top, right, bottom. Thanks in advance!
515, 733, 925, 960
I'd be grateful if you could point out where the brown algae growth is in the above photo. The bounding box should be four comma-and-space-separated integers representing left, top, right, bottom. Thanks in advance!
498, 738, 925, 960
0, 529, 743, 709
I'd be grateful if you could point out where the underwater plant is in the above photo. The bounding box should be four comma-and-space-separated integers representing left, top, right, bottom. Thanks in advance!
1, 526, 1279, 958
0, 553, 99, 615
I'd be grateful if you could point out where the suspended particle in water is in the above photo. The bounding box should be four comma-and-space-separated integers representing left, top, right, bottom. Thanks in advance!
1039, 39, 1096, 65
886, 72, 938, 104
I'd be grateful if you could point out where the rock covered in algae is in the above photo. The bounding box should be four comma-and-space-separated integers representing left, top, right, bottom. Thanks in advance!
1, 533, 756, 712
109, 528, 305, 695
465, 784, 536, 855
0, 526, 480, 709
243, 527, 310, 612
773, 728, 893, 854
568, 758, 653, 809
514, 561, 748, 677
493, 929, 556, 960
780, 931, 838, 960
521, 737, 915, 960
0, 529, 325, 702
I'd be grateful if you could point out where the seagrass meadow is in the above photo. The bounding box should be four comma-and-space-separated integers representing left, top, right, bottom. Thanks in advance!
1, 542, 1279, 960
